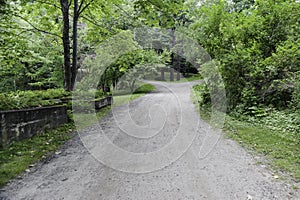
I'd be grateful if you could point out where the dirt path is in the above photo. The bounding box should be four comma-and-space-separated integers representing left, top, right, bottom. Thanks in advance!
1, 81, 299, 200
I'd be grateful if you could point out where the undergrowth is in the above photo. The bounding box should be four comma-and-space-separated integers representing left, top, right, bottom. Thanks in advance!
192, 86, 300, 182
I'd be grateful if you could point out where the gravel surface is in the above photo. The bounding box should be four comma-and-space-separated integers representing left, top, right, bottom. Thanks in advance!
0, 81, 299, 200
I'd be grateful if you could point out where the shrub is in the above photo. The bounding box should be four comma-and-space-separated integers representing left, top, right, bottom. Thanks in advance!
0, 89, 71, 111
291, 72, 300, 109
193, 82, 210, 107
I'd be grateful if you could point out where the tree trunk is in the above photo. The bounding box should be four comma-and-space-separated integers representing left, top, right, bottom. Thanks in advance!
170, 67, 174, 81
130, 80, 136, 93
161, 68, 165, 80
182, 61, 186, 77
170, 52, 175, 81
176, 53, 180, 81
60, 0, 71, 91
170, 29, 175, 82
71, 0, 79, 91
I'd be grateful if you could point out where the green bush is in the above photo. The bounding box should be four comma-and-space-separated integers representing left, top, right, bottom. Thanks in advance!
192, 82, 210, 107
0, 89, 71, 111
72, 89, 107, 101
230, 106, 300, 140
291, 72, 300, 109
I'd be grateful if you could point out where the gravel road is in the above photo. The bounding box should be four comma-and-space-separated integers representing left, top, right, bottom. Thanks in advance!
0, 81, 299, 200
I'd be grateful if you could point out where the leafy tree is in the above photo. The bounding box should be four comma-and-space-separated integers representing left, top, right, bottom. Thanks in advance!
4, 0, 123, 92
80, 30, 139, 91
133, 0, 189, 81
82, 30, 168, 92
189, 0, 300, 111
230, 0, 255, 12
0, 1, 65, 92
113, 49, 166, 92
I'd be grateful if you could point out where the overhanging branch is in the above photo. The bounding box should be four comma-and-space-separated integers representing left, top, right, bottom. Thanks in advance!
14, 14, 62, 38
35, 0, 61, 10
78, 0, 95, 16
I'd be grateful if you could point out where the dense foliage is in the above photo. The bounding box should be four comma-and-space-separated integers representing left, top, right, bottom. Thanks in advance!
1, 0, 299, 115
0, 89, 70, 110
190, 0, 300, 112
189, 1, 300, 177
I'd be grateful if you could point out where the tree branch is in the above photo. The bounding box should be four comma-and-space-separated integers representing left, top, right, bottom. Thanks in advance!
111, 2, 145, 27
14, 14, 62, 38
35, 0, 61, 10
16, 29, 30, 37
78, 0, 95, 16
68, 0, 72, 8
114, 3, 133, 19
81, 15, 103, 27
78, 0, 85, 15
18, 27, 61, 38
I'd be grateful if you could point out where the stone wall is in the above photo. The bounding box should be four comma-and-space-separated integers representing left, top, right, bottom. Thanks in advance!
94, 96, 113, 110
0, 106, 67, 148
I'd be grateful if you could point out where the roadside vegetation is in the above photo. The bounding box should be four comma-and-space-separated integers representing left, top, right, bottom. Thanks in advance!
192, 94, 300, 182
189, 0, 300, 182
113, 83, 156, 106
225, 117, 300, 181
0, 89, 71, 110
195, 106, 300, 182
0, 123, 74, 187
147, 72, 202, 83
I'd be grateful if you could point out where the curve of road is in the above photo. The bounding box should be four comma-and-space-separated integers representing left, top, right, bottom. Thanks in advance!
0, 81, 299, 200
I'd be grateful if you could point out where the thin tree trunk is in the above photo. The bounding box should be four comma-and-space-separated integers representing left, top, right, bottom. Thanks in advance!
161, 68, 165, 80
170, 53, 175, 81
60, 0, 71, 91
170, 29, 175, 81
131, 80, 136, 93
182, 61, 186, 77
176, 53, 180, 81
71, 0, 79, 90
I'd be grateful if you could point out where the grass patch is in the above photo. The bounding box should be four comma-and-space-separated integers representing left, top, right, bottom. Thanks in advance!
0, 106, 112, 187
192, 85, 300, 181
113, 83, 156, 106
185, 73, 203, 82
0, 123, 74, 187
146, 72, 202, 83
197, 106, 300, 181
73, 106, 112, 130
225, 117, 300, 181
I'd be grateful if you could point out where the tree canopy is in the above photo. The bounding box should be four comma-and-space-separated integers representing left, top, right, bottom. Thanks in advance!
0, 0, 299, 112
